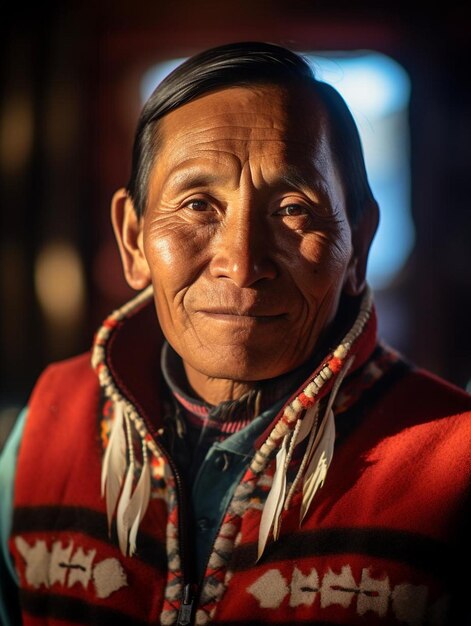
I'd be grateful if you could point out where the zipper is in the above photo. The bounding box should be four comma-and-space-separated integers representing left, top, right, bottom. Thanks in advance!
177, 453, 248, 625
133, 398, 199, 623
171, 454, 199, 625
175, 508, 226, 625
177, 582, 197, 625
119, 400, 200, 625
173, 446, 234, 625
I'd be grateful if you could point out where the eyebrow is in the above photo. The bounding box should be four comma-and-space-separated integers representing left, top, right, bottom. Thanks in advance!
163, 162, 328, 197
164, 167, 231, 193
277, 166, 326, 193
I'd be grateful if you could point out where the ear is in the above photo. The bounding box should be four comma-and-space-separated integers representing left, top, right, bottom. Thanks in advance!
343, 201, 379, 296
111, 188, 151, 290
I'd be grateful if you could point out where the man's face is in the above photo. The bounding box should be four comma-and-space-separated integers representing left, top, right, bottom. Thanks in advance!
126, 85, 360, 381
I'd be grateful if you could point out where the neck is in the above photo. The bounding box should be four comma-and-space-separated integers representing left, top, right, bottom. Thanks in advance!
183, 362, 257, 405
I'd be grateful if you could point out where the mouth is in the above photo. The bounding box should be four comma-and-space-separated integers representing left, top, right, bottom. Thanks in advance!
198, 308, 286, 322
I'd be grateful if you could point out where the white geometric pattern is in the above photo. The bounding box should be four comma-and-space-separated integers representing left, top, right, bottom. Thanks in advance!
246, 564, 447, 624
15, 536, 127, 599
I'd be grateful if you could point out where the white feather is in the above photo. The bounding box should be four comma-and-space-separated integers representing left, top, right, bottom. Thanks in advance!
101, 401, 127, 533
291, 403, 318, 449
273, 441, 289, 541
257, 435, 289, 561
299, 356, 355, 523
300, 408, 336, 522
283, 403, 320, 512
116, 460, 135, 555
126, 457, 151, 556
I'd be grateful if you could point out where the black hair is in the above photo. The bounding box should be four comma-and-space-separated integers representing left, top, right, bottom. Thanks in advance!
126, 41, 376, 224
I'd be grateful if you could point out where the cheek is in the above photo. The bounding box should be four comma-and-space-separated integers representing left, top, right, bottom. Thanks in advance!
141, 220, 206, 348
288, 228, 353, 331
143, 219, 206, 290
147, 232, 174, 268
297, 228, 352, 286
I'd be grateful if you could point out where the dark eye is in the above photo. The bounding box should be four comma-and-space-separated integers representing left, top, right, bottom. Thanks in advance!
186, 199, 211, 211
277, 204, 310, 217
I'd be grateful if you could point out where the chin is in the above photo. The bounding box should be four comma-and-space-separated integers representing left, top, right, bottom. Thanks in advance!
187, 344, 297, 382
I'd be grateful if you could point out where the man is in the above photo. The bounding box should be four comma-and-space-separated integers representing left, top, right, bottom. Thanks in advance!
1, 41, 470, 626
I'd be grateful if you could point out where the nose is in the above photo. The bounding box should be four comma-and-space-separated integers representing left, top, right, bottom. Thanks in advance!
209, 207, 278, 287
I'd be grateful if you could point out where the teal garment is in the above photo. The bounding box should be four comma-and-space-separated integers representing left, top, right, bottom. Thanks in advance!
190, 397, 284, 581
0, 406, 28, 626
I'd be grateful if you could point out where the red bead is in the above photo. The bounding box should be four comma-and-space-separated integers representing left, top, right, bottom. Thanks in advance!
329, 357, 343, 373
298, 393, 314, 408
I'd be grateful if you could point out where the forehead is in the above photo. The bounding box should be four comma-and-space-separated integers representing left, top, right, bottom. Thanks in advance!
156, 84, 331, 162
145, 85, 344, 205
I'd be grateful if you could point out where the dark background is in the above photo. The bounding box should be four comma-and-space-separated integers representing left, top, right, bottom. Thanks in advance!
1, 1, 470, 446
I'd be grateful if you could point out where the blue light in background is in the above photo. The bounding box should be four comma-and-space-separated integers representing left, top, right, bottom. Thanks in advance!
141, 59, 187, 100
141, 51, 414, 289
304, 52, 414, 289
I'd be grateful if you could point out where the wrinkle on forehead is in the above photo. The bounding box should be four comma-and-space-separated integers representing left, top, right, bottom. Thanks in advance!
149, 84, 338, 202
158, 85, 325, 146
158, 139, 326, 187
162, 121, 293, 154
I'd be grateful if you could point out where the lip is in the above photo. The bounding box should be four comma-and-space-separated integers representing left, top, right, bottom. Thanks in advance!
198, 309, 286, 321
